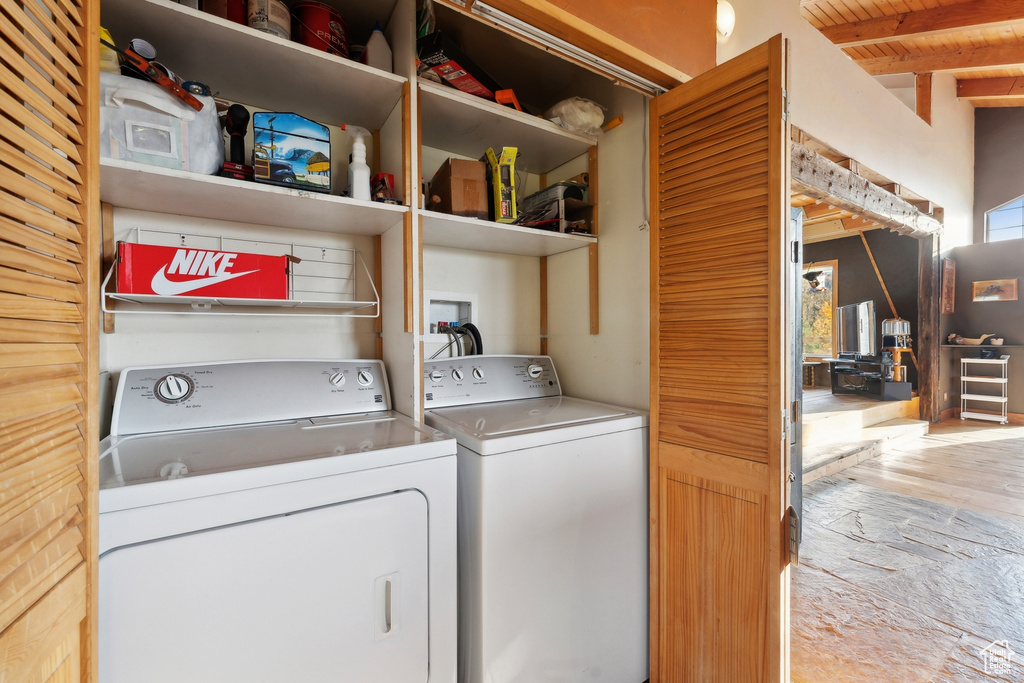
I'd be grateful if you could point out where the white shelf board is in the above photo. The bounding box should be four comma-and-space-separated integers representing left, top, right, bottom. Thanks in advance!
419, 210, 595, 257
101, 158, 407, 235
960, 376, 1008, 384
961, 394, 1008, 403
100, 0, 406, 129
960, 356, 1011, 363
418, 80, 596, 174
961, 411, 1009, 423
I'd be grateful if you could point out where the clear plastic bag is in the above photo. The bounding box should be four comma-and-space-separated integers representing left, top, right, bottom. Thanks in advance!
543, 97, 606, 135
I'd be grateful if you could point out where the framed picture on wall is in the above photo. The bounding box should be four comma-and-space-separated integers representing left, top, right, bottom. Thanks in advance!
972, 278, 1018, 302
941, 258, 956, 314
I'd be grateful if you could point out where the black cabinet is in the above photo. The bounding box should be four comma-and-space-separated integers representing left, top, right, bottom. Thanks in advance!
826, 357, 912, 401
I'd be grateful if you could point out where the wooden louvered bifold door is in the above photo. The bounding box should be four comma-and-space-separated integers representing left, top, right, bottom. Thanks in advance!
649, 35, 791, 682
0, 0, 98, 681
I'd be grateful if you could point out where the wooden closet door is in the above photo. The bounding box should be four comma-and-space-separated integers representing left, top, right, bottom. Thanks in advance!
649, 35, 791, 682
0, 0, 99, 681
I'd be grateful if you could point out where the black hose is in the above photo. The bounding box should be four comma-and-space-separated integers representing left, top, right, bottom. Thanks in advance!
456, 323, 483, 355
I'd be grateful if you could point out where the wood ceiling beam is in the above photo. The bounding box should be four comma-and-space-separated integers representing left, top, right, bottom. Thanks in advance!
957, 76, 1024, 99
820, 0, 1024, 48
856, 42, 1024, 76
791, 141, 942, 238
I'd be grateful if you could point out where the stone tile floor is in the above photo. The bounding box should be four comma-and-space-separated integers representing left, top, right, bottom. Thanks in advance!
792, 477, 1024, 682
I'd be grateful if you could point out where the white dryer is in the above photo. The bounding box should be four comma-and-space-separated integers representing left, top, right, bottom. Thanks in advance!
423, 355, 648, 683
98, 359, 457, 683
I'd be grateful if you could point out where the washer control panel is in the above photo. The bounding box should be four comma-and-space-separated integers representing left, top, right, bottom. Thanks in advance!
111, 359, 389, 437
423, 355, 560, 408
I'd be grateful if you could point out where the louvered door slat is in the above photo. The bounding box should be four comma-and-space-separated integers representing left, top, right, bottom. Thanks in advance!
0, 266, 84, 303
0, 166, 83, 223
0, 365, 86, 397
0, 244, 84, 283
0, 140, 83, 200
0, 0, 83, 86
0, 40, 83, 125
0, 320, 83, 344
0, 0, 97, 678
0, 113, 83, 181
0, 217, 84, 264
650, 35, 790, 682
0, 61, 84, 141
16, 0, 83, 62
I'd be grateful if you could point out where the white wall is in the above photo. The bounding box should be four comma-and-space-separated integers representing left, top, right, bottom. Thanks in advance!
101, 209, 380, 381
546, 88, 651, 410
719, 0, 976, 249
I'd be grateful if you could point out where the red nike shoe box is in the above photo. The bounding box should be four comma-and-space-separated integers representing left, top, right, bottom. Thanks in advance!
116, 242, 289, 299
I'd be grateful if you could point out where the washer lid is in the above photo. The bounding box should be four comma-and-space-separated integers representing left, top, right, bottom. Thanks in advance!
424, 396, 647, 455
99, 411, 454, 511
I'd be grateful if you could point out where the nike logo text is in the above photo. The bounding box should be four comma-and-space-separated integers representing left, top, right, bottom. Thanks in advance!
150, 249, 258, 295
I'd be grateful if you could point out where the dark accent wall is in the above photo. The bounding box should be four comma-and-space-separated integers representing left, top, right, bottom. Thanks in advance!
974, 108, 1024, 243
938, 240, 1024, 415
804, 229, 920, 387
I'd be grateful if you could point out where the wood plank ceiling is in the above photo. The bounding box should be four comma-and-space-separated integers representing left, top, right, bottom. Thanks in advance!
802, 0, 1024, 108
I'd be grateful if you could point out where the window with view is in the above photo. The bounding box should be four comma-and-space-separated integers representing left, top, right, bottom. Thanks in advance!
802, 261, 837, 357
986, 197, 1024, 242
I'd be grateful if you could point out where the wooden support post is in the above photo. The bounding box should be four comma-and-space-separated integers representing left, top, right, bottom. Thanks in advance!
916, 73, 932, 125
374, 234, 383, 360
404, 212, 413, 334
918, 234, 941, 422
405, 80, 414, 205
101, 202, 114, 334
588, 145, 599, 335
540, 256, 548, 355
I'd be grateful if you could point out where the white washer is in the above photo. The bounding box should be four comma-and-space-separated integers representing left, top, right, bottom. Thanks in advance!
423, 355, 649, 683
99, 359, 457, 683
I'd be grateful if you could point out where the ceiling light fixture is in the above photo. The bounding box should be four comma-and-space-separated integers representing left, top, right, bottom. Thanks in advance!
469, 1, 667, 96
717, 0, 736, 39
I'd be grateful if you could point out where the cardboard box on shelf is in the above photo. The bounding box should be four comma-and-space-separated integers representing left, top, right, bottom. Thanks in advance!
116, 243, 289, 300
484, 147, 517, 223
428, 158, 488, 219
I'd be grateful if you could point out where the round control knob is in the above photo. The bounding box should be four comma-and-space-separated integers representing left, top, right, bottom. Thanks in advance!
357, 370, 374, 386
429, 370, 444, 383
526, 363, 544, 379
155, 374, 193, 403
452, 368, 464, 382
328, 372, 346, 387
472, 367, 485, 381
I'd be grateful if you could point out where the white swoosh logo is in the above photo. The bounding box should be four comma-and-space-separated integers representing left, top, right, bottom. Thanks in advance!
150, 266, 259, 296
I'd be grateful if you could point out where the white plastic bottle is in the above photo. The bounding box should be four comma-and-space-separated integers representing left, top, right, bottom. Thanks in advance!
363, 22, 392, 73
347, 129, 371, 201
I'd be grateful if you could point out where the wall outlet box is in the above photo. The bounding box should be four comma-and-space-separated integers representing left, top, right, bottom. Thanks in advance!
424, 291, 477, 339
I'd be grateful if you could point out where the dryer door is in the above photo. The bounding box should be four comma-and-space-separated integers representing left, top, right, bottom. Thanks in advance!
100, 490, 428, 683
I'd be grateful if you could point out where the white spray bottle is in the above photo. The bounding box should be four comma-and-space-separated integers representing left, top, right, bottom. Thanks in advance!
343, 124, 371, 201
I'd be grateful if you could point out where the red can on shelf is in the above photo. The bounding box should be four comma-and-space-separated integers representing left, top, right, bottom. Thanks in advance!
291, 1, 349, 57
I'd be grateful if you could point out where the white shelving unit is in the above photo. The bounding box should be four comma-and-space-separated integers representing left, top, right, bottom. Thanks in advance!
418, 79, 596, 174
100, 0, 406, 128
102, 229, 379, 317
420, 209, 594, 257
960, 355, 1010, 424
101, 159, 408, 236
98, 0, 410, 320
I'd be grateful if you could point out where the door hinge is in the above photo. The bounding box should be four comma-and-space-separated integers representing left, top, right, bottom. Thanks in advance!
781, 408, 788, 442
788, 505, 801, 566
790, 240, 800, 264
782, 89, 790, 122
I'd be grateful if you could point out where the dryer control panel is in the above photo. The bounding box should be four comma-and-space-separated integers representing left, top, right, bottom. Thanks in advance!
424, 355, 560, 408
111, 359, 390, 436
